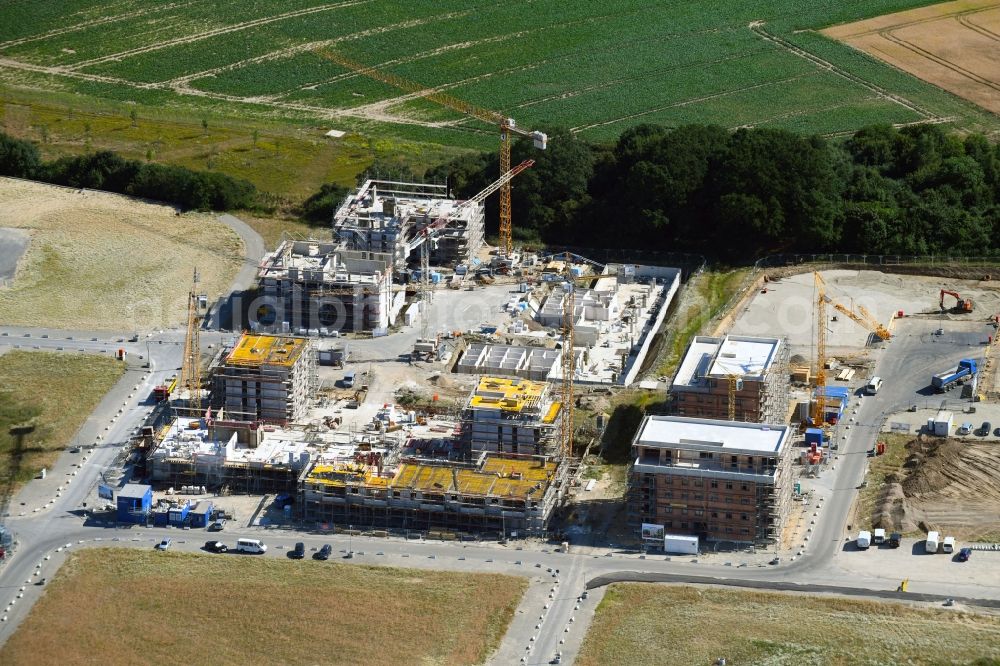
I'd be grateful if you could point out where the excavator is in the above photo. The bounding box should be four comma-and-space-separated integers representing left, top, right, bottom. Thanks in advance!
940, 289, 974, 313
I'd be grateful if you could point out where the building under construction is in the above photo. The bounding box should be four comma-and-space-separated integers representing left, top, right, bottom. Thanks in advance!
333, 179, 484, 271
299, 452, 564, 536
670, 335, 790, 423
210, 333, 314, 424
146, 417, 311, 494
462, 377, 562, 455
256, 240, 394, 335
627, 416, 794, 546
456, 342, 562, 381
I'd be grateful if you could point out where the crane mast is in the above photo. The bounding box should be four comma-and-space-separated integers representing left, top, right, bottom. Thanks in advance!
560, 253, 576, 459
180, 269, 202, 413
813, 272, 827, 427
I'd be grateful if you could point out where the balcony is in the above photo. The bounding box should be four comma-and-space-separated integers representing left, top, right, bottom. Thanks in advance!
632, 455, 777, 483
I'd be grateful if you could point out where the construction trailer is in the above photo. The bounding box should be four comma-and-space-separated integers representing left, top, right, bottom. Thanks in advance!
210, 333, 314, 425
627, 416, 794, 547
116, 484, 153, 524
812, 385, 849, 424
333, 179, 485, 271
462, 376, 562, 455
670, 335, 790, 423
147, 417, 311, 495
298, 452, 565, 537
256, 241, 394, 335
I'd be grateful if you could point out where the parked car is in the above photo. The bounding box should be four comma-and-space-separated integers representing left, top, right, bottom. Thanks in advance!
888, 532, 902, 548
204, 540, 228, 553
208, 520, 226, 532
957, 547, 972, 562
980, 421, 992, 436
958, 422, 973, 435
288, 542, 306, 559
155, 538, 172, 551
314, 544, 332, 561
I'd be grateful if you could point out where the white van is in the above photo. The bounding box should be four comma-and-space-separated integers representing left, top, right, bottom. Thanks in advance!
856, 530, 871, 550
942, 535, 956, 554
925, 531, 940, 553
865, 376, 883, 395
235, 538, 267, 554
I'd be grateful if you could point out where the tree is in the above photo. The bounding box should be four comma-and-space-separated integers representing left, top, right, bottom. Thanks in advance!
0, 132, 41, 177
301, 182, 350, 224
251, 129, 259, 149
201, 118, 209, 135
129, 107, 138, 128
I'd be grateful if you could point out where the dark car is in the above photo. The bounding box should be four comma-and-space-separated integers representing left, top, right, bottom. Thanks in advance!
957, 547, 972, 562
980, 422, 992, 436
888, 532, 902, 548
314, 544, 332, 561
204, 540, 228, 553
289, 542, 306, 559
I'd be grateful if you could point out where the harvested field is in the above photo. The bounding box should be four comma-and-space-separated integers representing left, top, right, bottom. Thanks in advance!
871, 434, 1000, 540
0, 548, 526, 666
0, 177, 243, 330
577, 584, 1000, 666
0, 350, 123, 487
824, 0, 1000, 115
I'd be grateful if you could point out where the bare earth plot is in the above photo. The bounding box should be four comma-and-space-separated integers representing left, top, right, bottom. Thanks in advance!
0, 177, 243, 330
824, 0, 1000, 115
0, 549, 526, 666
873, 436, 1000, 540
577, 584, 1000, 666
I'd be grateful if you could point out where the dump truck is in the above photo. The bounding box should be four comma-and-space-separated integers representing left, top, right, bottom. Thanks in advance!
931, 358, 977, 392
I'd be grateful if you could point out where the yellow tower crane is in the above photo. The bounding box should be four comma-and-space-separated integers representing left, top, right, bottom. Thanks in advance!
812, 272, 828, 427
831, 302, 892, 342
315, 50, 548, 258
180, 269, 203, 413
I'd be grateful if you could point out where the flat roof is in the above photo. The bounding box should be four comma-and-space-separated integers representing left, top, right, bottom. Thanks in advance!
119, 483, 151, 499
635, 415, 789, 454
673, 335, 781, 387
225, 333, 307, 368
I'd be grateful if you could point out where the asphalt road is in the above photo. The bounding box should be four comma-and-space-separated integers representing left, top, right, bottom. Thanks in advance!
2, 270, 1000, 663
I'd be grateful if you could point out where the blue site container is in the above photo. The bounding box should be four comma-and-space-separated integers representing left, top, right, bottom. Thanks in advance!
168, 502, 191, 526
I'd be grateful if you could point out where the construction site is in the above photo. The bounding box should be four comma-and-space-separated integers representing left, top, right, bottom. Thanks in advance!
254, 241, 398, 335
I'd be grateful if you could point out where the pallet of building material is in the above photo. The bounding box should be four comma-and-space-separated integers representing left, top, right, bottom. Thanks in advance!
791, 366, 811, 383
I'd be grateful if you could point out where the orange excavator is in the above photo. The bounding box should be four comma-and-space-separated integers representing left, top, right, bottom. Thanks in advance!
940, 289, 973, 313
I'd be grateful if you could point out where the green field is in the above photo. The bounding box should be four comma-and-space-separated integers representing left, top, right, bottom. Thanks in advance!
1, 1, 996, 200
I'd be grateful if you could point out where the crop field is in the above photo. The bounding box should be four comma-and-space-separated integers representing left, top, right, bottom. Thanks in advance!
0, 548, 526, 666
1, 0, 998, 159
824, 0, 1000, 116
577, 584, 1000, 665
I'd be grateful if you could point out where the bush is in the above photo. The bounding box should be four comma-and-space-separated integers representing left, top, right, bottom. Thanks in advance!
0, 133, 41, 178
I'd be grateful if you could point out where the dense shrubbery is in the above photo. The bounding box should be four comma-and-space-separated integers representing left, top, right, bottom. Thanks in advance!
0, 132, 257, 211
426, 123, 1000, 261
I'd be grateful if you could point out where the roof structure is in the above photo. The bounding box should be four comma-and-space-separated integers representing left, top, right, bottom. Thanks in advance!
635, 415, 790, 454
468, 377, 548, 414
225, 333, 308, 368
119, 483, 151, 499
673, 335, 782, 387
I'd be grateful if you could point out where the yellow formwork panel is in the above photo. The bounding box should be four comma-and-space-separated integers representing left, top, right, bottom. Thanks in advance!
225, 333, 307, 367
387, 456, 558, 500
469, 376, 546, 413
542, 402, 561, 424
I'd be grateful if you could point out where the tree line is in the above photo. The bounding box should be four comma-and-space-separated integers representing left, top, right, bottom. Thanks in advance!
0, 131, 257, 211
425, 123, 1000, 261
